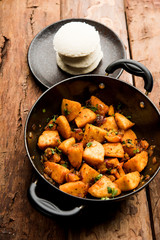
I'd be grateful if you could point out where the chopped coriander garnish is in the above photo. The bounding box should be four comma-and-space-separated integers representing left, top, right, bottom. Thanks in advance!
52, 115, 57, 122
126, 116, 132, 119
86, 142, 93, 148
95, 174, 103, 182
61, 163, 68, 168
64, 108, 70, 116
117, 103, 122, 110
107, 187, 118, 197
51, 149, 55, 155
101, 197, 110, 200
133, 149, 140, 154
107, 186, 112, 194
55, 147, 62, 154
112, 188, 118, 197
48, 124, 54, 128
42, 108, 46, 113
85, 104, 98, 112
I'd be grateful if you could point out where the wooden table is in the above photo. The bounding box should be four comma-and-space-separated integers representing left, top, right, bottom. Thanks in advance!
0, 0, 160, 239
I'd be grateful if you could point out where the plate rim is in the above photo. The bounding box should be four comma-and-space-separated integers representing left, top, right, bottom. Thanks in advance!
28, 18, 127, 88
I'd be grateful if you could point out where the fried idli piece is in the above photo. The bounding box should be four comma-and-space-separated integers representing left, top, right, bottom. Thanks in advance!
83, 140, 104, 166
67, 142, 83, 169
58, 137, 76, 155
44, 161, 69, 184
124, 151, 148, 172
59, 181, 88, 198
83, 124, 107, 146
90, 96, 109, 116
115, 113, 135, 130
56, 115, 71, 139
75, 107, 97, 128
79, 163, 99, 184
38, 130, 61, 150
88, 175, 121, 198
115, 171, 140, 191
100, 116, 118, 131
103, 143, 124, 158
61, 99, 81, 122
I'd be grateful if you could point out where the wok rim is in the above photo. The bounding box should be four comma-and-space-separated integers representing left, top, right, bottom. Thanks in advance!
24, 74, 160, 204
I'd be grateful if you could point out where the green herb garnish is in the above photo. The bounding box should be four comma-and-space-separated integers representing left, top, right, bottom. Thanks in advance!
51, 149, 55, 155
55, 147, 62, 154
95, 174, 103, 182
117, 103, 122, 110
52, 115, 57, 122
107, 187, 118, 197
48, 124, 54, 128
42, 108, 46, 113
85, 104, 98, 112
61, 163, 68, 168
86, 142, 93, 148
107, 186, 112, 194
64, 108, 70, 116
133, 149, 140, 154
112, 188, 118, 197
101, 197, 109, 200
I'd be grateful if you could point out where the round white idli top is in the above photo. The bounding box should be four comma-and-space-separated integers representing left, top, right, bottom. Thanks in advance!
53, 22, 100, 57
56, 50, 103, 75
58, 44, 102, 68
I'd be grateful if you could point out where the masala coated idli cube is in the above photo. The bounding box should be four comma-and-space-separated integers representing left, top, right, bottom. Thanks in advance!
56, 115, 71, 139
83, 140, 104, 166
100, 116, 118, 131
67, 142, 83, 169
88, 175, 121, 198
44, 162, 69, 184
61, 99, 81, 122
58, 137, 76, 155
124, 151, 148, 172
115, 113, 135, 130
90, 96, 109, 116
103, 143, 124, 158
79, 163, 99, 184
115, 171, 140, 191
38, 130, 61, 150
75, 107, 97, 128
59, 181, 88, 198
83, 124, 107, 145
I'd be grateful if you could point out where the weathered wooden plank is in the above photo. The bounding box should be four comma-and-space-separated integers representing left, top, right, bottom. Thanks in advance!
61, 0, 132, 84
60, 1, 153, 239
125, 1, 160, 239
0, 0, 67, 240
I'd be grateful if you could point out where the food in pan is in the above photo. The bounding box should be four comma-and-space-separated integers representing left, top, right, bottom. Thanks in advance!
53, 22, 103, 75
38, 96, 151, 199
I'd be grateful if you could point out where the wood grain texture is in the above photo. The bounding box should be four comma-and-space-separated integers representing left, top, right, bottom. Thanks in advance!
0, 0, 158, 239
0, 1, 66, 240
125, 1, 160, 239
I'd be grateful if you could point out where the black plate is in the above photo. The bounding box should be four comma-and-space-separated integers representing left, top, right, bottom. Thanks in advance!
28, 18, 126, 88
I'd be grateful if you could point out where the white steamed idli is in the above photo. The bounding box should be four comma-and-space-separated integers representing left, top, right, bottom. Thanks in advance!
56, 50, 103, 75
53, 22, 100, 57
58, 44, 102, 68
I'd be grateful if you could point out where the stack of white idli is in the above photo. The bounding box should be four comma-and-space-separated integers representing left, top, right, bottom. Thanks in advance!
53, 22, 103, 75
